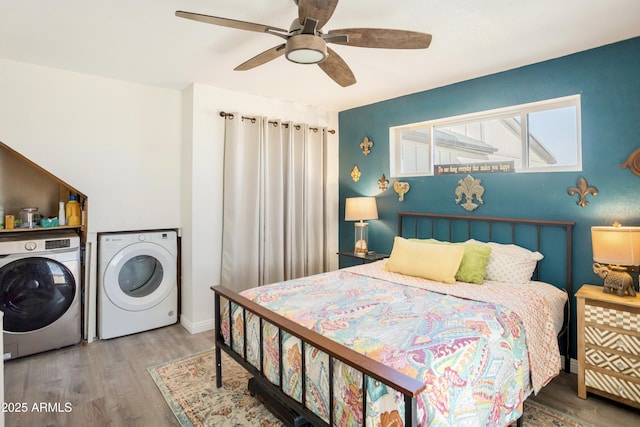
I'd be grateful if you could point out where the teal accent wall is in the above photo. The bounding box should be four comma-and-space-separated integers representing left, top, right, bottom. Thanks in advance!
338, 37, 640, 358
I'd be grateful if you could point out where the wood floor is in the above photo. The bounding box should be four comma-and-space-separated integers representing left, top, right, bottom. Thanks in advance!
4, 323, 639, 426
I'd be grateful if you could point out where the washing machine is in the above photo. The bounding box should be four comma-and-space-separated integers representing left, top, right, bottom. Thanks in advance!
0, 231, 82, 360
98, 230, 178, 339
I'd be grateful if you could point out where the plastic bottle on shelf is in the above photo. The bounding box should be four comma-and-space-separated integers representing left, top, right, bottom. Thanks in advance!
58, 201, 66, 226
66, 195, 81, 226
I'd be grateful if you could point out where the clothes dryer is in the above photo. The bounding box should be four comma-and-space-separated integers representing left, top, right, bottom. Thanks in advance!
98, 230, 178, 339
0, 231, 82, 360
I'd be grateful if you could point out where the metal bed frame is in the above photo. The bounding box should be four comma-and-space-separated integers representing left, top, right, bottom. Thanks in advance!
397, 212, 575, 373
211, 212, 575, 426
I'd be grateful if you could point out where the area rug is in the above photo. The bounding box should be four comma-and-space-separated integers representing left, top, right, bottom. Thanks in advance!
148, 350, 592, 427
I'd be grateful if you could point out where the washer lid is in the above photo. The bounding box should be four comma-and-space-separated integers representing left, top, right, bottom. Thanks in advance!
103, 242, 176, 311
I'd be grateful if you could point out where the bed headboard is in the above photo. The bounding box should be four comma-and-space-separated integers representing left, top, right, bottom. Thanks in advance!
397, 212, 575, 372
397, 212, 575, 292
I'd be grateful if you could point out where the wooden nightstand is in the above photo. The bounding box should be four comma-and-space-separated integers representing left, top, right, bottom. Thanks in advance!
336, 251, 388, 264
576, 284, 640, 408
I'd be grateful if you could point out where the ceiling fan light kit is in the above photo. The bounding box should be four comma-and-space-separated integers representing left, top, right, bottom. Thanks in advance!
286, 35, 328, 64
176, 0, 432, 86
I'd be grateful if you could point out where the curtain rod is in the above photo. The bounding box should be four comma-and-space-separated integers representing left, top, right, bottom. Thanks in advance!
220, 111, 335, 134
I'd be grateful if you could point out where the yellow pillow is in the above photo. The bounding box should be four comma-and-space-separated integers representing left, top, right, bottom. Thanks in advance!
384, 236, 465, 284
409, 238, 492, 284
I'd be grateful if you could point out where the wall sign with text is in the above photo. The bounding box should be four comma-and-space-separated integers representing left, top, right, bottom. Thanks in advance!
435, 161, 514, 175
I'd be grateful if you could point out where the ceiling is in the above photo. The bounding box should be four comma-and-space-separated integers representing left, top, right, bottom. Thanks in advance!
1, 0, 639, 111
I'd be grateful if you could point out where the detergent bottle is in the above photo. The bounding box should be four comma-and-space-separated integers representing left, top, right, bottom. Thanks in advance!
66, 195, 81, 226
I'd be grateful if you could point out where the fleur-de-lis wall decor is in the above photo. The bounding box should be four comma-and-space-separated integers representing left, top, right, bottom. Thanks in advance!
377, 173, 389, 191
567, 176, 598, 207
454, 175, 484, 211
360, 136, 373, 156
351, 165, 361, 182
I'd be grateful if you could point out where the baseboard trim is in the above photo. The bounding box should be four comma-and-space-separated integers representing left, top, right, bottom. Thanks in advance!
180, 315, 214, 334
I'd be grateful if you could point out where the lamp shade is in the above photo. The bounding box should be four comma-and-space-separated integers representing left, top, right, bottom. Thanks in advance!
591, 226, 640, 265
345, 197, 378, 221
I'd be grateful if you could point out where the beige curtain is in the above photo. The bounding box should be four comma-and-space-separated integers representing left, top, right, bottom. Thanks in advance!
221, 114, 327, 293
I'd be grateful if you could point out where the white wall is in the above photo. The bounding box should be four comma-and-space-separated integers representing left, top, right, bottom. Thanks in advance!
0, 58, 182, 340
179, 83, 339, 333
0, 58, 339, 342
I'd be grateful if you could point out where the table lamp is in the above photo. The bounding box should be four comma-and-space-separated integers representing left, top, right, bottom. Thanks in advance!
345, 197, 378, 255
591, 223, 640, 296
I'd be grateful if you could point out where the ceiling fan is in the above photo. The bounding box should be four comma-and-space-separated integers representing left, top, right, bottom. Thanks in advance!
175, 0, 432, 87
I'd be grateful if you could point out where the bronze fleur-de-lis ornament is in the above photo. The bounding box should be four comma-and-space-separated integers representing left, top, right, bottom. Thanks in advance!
454, 175, 484, 211
567, 176, 598, 207
377, 174, 389, 191
351, 165, 361, 182
360, 136, 373, 156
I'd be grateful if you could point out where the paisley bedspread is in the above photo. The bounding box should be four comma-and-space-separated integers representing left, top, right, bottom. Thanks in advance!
222, 267, 566, 426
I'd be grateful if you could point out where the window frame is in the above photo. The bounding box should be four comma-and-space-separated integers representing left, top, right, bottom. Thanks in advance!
389, 95, 582, 177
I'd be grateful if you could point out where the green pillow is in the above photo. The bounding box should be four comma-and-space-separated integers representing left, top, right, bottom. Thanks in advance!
409, 238, 491, 284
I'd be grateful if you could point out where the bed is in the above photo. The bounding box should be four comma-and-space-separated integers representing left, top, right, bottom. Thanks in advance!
212, 212, 574, 426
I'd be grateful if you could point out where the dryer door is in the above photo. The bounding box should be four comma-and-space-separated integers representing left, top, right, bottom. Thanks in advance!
103, 242, 176, 311
0, 257, 76, 333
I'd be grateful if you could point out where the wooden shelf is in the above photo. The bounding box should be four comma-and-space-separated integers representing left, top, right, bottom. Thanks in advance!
0, 225, 82, 234
1, 141, 88, 242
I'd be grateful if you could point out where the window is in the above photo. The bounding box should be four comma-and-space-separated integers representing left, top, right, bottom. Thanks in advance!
390, 95, 581, 177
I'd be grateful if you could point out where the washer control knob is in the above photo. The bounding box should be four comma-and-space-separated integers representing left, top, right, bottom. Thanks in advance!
138, 234, 147, 241
25, 241, 37, 251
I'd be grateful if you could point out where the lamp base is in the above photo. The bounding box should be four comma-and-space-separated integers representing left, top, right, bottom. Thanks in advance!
593, 263, 637, 297
354, 222, 369, 256
354, 239, 368, 256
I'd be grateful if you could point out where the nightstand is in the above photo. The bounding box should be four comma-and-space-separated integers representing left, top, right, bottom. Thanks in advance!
336, 251, 388, 264
576, 284, 640, 409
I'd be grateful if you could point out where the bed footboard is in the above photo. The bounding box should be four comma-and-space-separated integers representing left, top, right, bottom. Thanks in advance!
212, 285, 425, 427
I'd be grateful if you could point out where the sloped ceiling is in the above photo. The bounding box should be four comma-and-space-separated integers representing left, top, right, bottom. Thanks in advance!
1, 0, 639, 111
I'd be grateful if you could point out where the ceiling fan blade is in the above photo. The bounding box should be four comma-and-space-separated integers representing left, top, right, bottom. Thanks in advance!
328, 28, 432, 49
298, 0, 339, 29
175, 11, 288, 36
318, 47, 356, 87
235, 44, 286, 71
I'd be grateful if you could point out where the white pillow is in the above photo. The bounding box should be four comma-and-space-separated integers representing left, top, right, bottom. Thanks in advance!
467, 239, 543, 284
